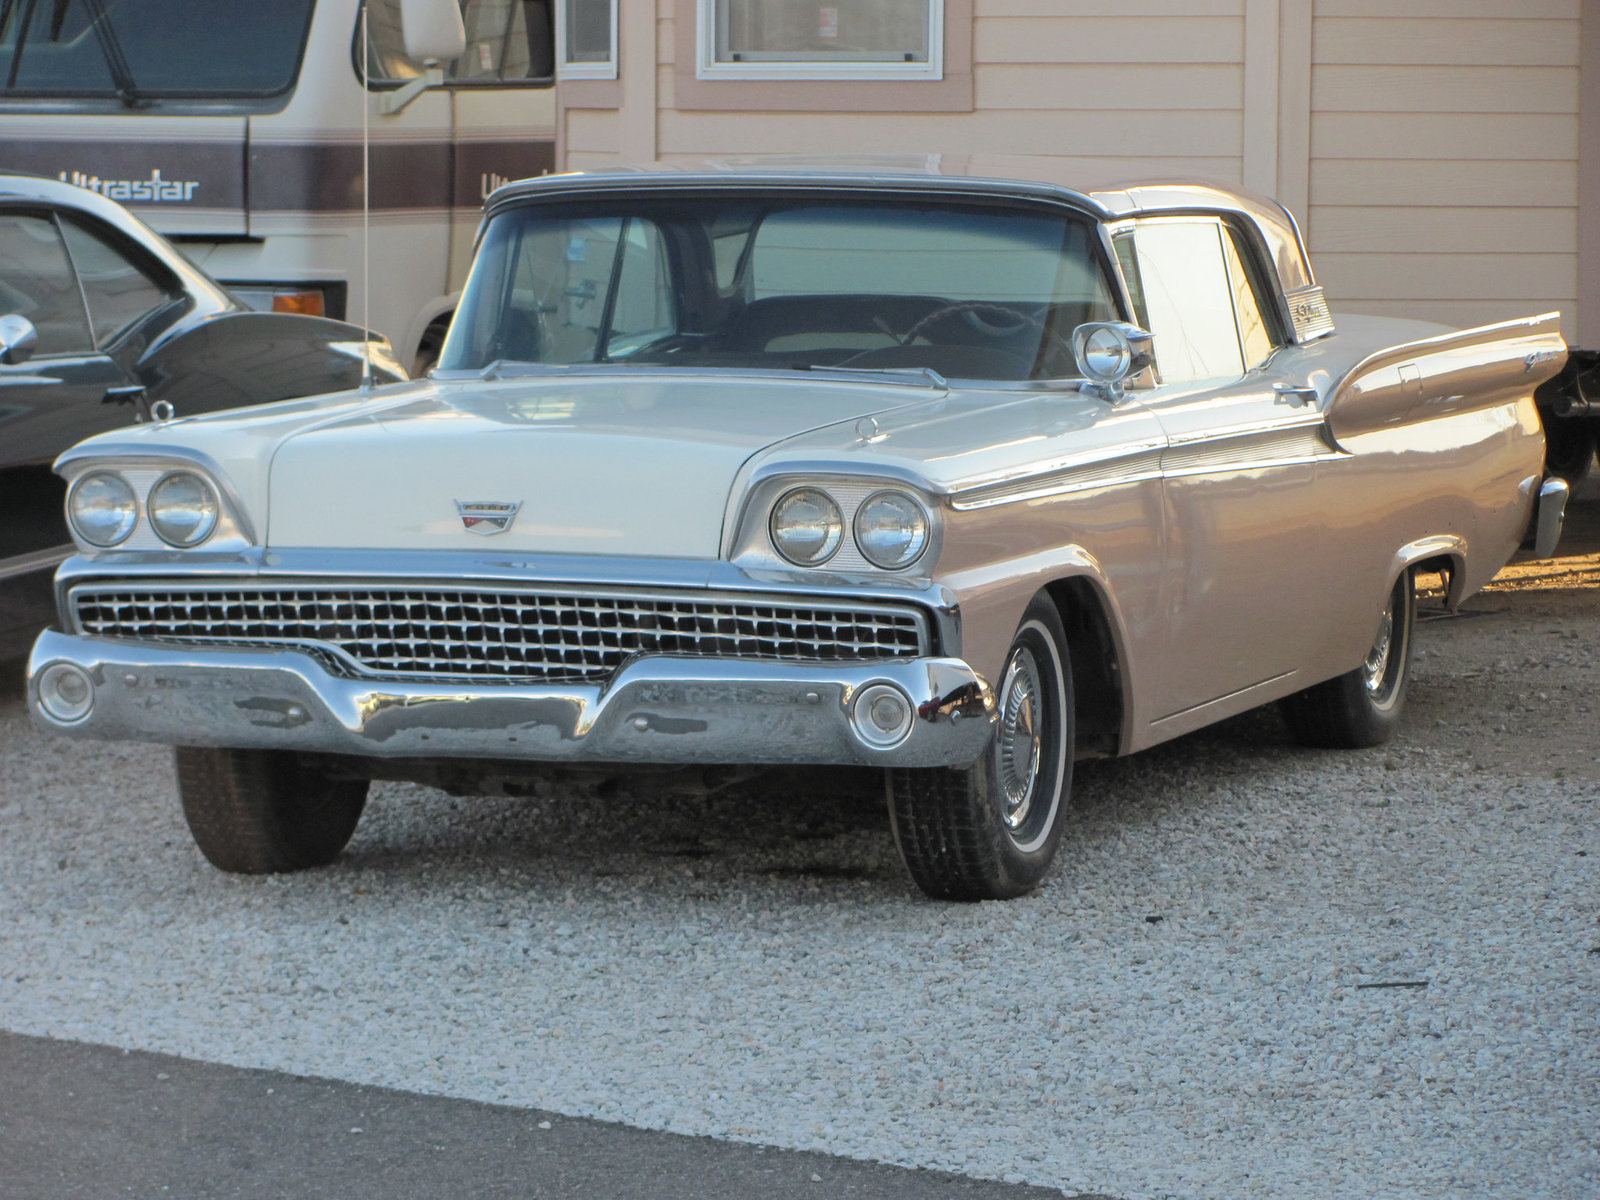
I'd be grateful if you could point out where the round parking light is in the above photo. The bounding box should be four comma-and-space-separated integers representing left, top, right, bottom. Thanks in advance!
851, 683, 914, 749
37, 662, 94, 723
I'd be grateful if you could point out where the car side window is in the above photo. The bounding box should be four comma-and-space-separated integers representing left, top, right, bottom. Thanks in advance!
0, 212, 94, 357
1118, 218, 1277, 385
58, 219, 177, 349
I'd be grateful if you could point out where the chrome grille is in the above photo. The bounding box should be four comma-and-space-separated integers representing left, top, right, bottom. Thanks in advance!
69, 582, 930, 682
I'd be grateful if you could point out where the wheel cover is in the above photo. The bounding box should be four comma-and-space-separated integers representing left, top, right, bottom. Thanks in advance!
1362, 606, 1394, 696
996, 646, 1044, 830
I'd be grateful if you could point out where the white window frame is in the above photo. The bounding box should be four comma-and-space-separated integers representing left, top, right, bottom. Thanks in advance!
556, 0, 618, 81
696, 0, 943, 82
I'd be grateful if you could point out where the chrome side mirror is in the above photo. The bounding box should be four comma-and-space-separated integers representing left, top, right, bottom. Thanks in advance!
1072, 321, 1154, 403
0, 313, 38, 366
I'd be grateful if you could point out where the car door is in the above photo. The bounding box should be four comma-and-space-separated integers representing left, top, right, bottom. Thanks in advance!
1114, 216, 1339, 725
0, 206, 179, 570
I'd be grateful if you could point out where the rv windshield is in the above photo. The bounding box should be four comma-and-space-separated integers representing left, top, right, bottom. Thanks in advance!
0, 0, 317, 102
441, 195, 1119, 383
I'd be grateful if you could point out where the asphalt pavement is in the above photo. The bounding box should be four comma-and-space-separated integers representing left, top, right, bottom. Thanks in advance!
0, 1032, 1097, 1200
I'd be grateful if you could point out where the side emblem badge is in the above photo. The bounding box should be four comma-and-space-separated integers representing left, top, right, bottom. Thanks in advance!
455, 499, 522, 535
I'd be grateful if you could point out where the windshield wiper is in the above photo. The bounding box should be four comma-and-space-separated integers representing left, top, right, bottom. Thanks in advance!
81, 0, 142, 107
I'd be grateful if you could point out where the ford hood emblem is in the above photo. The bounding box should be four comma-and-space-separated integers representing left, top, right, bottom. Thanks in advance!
455, 499, 522, 535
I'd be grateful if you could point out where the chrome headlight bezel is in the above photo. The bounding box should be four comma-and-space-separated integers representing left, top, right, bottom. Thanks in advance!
57, 453, 255, 556
769, 486, 846, 567
146, 470, 221, 547
852, 489, 931, 571
732, 473, 943, 576
66, 470, 139, 547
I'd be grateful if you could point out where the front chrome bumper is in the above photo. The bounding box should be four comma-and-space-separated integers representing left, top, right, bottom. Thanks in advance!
27, 629, 996, 768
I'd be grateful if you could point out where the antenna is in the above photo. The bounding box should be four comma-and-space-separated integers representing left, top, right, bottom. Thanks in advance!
360, 0, 373, 391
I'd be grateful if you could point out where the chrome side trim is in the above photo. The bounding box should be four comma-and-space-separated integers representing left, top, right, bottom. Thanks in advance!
1161, 420, 1337, 475
949, 445, 1164, 510
0, 543, 73, 583
27, 629, 996, 768
947, 418, 1335, 511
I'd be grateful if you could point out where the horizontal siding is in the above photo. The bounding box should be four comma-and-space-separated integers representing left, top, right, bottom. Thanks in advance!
565, 151, 624, 171
1316, 0, 1576, 18
1311, 65, 1578, 114
1332, 299, 1575, 338
564, 109, 620, 153
981, 0, 1242, 15
1307, 6, 1581, 335
1309, 159, 1578, 208
1314, 18, 1580, 66
1310, 207, 1577, 254
657, 110, 1241, 158
974, 17, 1242, 64
1315, 253, 1574, 302
653, 151, 1244, 187
1312, 113, 1577, 160
975, 63, 1241, 110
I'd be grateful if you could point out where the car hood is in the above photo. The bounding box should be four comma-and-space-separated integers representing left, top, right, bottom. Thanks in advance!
263, 372, 944, 557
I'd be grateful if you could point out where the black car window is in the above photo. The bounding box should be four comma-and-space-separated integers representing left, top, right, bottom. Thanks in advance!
58, 218, 175, 348
0, 212, 93, 356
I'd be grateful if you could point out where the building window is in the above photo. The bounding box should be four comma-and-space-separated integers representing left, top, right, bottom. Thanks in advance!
698, 0, 942, 81
557, 0, 617, 80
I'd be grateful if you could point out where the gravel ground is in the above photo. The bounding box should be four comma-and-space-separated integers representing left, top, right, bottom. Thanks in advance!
1, 537, 1596, 1199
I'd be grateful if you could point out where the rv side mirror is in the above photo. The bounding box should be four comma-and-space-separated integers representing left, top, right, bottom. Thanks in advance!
399, 0, 466, 63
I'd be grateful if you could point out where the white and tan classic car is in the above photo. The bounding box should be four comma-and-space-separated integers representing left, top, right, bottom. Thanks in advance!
27, 166, 1571, 900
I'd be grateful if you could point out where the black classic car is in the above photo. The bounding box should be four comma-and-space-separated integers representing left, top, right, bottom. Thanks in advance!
0, 172, 405, 658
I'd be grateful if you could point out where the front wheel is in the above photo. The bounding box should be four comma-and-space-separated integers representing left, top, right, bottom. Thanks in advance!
888, 595, 1075, 900
174, 747, 369, 873
1280, 568, 1416, 749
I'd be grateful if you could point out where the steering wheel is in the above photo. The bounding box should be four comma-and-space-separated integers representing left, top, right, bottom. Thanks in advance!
895, 301, 1077, 369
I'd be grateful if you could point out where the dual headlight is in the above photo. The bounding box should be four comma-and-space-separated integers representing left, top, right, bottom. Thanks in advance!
67, 469, 220, 549
769, 486, 930, 571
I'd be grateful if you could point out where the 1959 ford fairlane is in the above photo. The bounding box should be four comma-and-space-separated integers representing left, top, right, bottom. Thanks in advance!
26, 164, 1571, 899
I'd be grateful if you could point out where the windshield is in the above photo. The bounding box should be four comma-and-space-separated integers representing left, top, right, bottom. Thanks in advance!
440, 195, 1119, 382
0, 0, 317, 102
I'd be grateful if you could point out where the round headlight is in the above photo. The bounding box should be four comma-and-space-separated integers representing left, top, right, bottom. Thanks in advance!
770, 487, 843, 566
67, 471, 137, 547
853, 490, 930, 570
147, 471, 219, 547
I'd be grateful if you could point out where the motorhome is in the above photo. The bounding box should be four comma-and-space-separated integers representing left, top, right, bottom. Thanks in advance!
1, 0, 556, 370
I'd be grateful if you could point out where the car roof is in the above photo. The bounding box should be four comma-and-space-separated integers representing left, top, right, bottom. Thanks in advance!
0, 170, 235, 309
487, 155, 1317, 296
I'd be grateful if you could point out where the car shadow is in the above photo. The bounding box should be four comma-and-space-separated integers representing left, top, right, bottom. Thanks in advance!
338, 704, 1320, 901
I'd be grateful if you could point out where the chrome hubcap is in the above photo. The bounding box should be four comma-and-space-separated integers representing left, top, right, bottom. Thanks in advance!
997, 647, 1043, 829
1362, 606, 1395, 696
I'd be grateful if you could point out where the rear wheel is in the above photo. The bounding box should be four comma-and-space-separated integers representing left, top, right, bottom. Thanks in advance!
1280, 569, 1415, 749
888, 595, 1074, 900
175, 747, 369, 873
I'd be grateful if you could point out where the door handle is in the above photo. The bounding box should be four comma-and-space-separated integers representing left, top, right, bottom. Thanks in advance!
102, 384, 152, 422
1273, 383, 1319, 407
